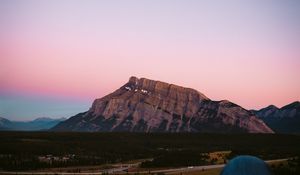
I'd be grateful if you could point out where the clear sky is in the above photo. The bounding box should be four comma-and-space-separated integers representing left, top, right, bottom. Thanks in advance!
1, 0, 299, 121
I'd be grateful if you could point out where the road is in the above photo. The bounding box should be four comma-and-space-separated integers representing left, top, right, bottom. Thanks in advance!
134, 158, 288, 174
0, 158, 288, 175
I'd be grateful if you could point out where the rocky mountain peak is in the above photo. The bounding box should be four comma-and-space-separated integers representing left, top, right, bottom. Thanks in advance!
128, 76, 139, 84
52, 77, 273, 133
253, 101, 300, 133
281, 101, 300, 110
266, 105, 278, 110
122, 76, 209, 101
0, 117, 11, 126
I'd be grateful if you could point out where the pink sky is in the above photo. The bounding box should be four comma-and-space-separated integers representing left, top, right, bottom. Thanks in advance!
0, 0, 299, 120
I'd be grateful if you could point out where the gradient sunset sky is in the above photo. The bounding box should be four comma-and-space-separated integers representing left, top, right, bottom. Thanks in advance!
1, 0, 299, 120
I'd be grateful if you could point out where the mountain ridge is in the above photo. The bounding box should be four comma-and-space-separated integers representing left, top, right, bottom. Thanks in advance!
52, 76, 273, 133
252, 101, 300, 133
0, 117, 66, 131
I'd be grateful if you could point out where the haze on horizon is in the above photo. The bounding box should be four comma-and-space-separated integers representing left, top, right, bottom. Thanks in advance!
0, 0, 299, 121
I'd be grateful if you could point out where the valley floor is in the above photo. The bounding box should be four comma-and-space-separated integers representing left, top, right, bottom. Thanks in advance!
0, 132, 299, 174
0, 158, 288, 175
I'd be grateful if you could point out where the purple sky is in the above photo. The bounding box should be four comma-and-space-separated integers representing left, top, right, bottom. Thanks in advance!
0, 0, 299, 120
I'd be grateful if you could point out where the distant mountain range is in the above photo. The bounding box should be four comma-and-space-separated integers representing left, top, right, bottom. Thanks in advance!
52, 76, 273, 133
251, 101, 300, 134
0, 117, 66, 131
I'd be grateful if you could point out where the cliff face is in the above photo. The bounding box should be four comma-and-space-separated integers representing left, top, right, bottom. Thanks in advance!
52, 76, 273, 133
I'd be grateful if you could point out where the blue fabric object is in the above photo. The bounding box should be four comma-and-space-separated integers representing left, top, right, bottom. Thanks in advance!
220, 155, 272, 175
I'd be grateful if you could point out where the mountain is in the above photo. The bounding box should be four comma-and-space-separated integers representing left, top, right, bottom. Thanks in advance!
0, 117, 66, 131
52, 76, 273, 133
0, 117, 13, 130
252, 101, 300, 134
